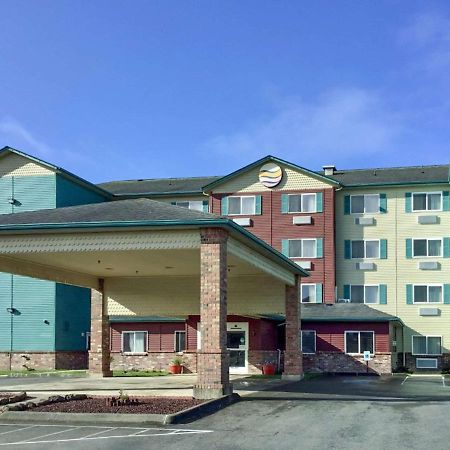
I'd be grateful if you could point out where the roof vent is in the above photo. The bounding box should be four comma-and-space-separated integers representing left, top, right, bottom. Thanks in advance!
322, 165, 336, 176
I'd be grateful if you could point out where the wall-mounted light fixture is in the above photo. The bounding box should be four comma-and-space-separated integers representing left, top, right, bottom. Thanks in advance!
6, 307, 17, 314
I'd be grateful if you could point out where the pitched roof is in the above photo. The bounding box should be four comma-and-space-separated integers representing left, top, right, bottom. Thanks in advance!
321, 164, 450, 187
0, 198, 217, 225
301, 303, 401, 322
0, 146, 113, 199
98, 176, 220, 196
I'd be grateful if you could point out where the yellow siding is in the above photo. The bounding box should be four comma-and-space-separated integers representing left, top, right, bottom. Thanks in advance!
336, 184, 450, 352
106, 275, 286, 316
0, 153, 53, 177
213, 164, 333, 193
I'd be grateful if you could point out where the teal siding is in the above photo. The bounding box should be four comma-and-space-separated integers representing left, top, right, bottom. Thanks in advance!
55, 284, 91, 351
56, 175, 107, 207
0, 273, 12, 351
11, 276, 56, 351
0, 178, 13, 214
12, 175, 56, 212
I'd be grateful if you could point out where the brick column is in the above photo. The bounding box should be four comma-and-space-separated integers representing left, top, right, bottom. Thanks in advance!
283, 275, 303, 380
89, 279, 112, 377
193, 228, 232, 399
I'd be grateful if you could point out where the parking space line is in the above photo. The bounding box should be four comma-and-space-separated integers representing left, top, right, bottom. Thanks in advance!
442, 377, 446, 387
81, 427, 117, 439
16, 427, 80, 443
0, 425, 37, 436
401, 376, 409, 385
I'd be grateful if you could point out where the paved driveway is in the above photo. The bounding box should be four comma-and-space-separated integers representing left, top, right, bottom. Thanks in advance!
2, 374, 450, 449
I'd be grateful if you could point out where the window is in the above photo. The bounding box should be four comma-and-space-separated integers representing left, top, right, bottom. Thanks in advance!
288, 239, 317, 258
412, 336, 442, 355
228, 196, 255, 215
412, 192, 442, 211
288, 193, 316, 213
350, 285, 379, 304
174, 201, 204, 212
412, 239, 442, 257
351, 240, 379, 259
413, 285, 442, 303
345, 331, 374, 354
351, 194, 379, 214
174, 331, 186, 352
122, 331, 147, 353
301, 284, 316, 303
301, 330, 316, 354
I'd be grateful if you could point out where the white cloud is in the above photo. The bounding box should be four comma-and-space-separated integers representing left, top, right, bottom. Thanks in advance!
202, 88, 405, 167
0, 118, 54, 157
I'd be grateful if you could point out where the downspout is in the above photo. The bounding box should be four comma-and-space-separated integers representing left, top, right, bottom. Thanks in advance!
9, 274, 13, 371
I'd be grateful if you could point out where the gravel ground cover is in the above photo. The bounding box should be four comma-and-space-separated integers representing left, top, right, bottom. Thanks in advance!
31, 396, 204, 414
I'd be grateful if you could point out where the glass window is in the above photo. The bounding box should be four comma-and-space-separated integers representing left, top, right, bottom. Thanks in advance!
345, 331, 374, 354
365, 286, 379, 304
288, 195, 302, 213
175, 201, 204, 211
350, 285, 379, 304
413, 285, 442, 303
174, 331, 186, 352
350, 285, 364, 303
301, 330, 316, 353
301, 284, 316, 303
413, 239, 442, 257
351, 194, 379, 214
288, 239, 317, 258
412, 192, 442, 211
302, 194, 316, 213
351, 240, 379, 259
228, 196, 255, 215
122, 331, 147, 353
412, 336, 442, 355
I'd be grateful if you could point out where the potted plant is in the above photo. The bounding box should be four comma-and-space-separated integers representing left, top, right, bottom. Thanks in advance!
169, 357, 183, 374
262, 360, 277, 375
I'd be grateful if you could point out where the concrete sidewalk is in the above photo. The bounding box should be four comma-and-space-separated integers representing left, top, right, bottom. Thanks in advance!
0, 374, 284, 398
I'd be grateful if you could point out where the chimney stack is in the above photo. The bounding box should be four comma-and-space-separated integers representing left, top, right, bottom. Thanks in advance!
323, 165, 336, 176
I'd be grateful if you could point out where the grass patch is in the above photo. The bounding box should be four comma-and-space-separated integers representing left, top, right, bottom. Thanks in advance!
0, 369, 86, 376
112, 370, 170, 377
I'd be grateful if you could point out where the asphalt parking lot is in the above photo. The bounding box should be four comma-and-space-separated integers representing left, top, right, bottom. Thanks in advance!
2, 374, 450, 449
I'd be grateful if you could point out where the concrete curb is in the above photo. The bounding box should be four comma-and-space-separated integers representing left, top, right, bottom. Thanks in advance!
0, 371, 87, 379
0, 393, 241, 426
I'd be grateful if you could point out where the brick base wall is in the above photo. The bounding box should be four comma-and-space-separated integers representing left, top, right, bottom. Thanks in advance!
401, 353, 450, 372
0, 351, 88, 371
303, 352, 393, 375
248, 350, 280, 374
110, 352, 198, 373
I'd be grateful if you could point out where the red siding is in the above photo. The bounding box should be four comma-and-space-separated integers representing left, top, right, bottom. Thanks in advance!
212, 188, 336, 303
302, 322, 390, 353
111, 322, 185, 352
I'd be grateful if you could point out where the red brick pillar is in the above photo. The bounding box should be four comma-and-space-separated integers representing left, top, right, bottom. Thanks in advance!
283, 275, 303, 380
193, 228, 232, 399
88, 279, 112, 377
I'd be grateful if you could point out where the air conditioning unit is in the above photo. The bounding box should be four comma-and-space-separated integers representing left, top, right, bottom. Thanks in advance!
337, 298, 351, 303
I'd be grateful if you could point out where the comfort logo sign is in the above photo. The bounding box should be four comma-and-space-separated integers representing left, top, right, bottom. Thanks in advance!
259, 163, 283, 188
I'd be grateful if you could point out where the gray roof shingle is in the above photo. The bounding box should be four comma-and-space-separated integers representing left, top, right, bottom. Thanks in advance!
0, 198, 218, 226
98, 176, 221, 196
301, 303, 400, 322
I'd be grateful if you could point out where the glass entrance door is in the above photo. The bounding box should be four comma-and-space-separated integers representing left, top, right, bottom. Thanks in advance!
227, 323, 248, 373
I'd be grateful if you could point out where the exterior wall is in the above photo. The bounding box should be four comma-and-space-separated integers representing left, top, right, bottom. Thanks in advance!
0, 153, 53, 177
302, 321, 392, 374
210, 162, 336, 303
336, 184, 450, 362
56, 175, 108, 207
0, 351, 87, 370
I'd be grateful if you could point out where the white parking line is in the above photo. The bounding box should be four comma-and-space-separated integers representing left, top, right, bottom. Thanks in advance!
81, 427, 118, 439
0, 425, 36, 436
15, 427, 81, 443
401, 376, 409, 385
442, 376, 446, 387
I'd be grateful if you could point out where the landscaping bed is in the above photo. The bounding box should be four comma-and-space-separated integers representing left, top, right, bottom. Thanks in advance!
0, 392, 27, 405
31, 396, 204, 414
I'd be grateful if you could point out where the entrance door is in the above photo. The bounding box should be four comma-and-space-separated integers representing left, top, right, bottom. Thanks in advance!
227, 322, 248, 374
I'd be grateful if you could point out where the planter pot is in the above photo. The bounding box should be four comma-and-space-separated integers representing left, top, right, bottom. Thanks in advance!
169, 364, 182, 374
262, 364, 276, 375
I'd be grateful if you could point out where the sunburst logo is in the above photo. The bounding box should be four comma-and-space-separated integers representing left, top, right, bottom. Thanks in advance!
259, 163, 283, 188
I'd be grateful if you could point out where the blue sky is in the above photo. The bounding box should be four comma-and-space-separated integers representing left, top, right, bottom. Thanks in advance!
0, 1, 449, 183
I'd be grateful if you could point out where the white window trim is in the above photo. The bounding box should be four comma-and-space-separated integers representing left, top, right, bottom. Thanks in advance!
411, 335, 442, 356
412, 284, 443, 304
350, 239, 380, 259
121, 330, 148, 354
344, 330, 375, 355
411, 191, 443, 212
287, 193, 317, 214
301, 283, 317, 303
412, 237, 443, 258
301, 330, 316, 354
287, 238, 318, 258
349, 284, 380, 304
174, 330, 186, 353
228, 195, 256, 216
350, 194, 380, 215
